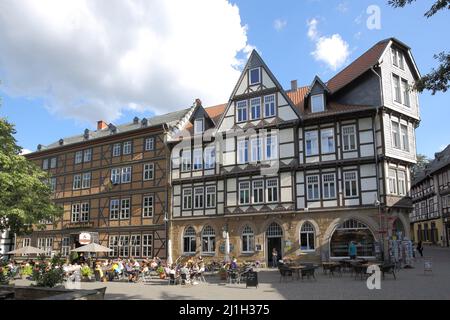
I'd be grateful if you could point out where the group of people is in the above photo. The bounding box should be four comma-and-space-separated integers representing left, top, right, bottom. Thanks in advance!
163, 256, 206, 284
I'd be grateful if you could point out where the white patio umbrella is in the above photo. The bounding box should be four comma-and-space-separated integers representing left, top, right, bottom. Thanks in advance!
71, 243, 112, 253
7, 246, 45, 255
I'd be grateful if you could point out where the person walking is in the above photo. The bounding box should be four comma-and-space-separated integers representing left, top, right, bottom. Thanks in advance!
348, 241, 357, 260
417, 241, 424, 257
272, 248, 278, 268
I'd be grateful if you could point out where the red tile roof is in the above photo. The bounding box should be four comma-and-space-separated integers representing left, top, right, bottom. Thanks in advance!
326, 39, 390, 93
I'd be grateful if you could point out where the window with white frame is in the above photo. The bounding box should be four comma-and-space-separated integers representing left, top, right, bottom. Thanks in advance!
71, 203, 80, 222
145, 137, 155, 151
22, 238, 31, 256
206, 186, 216, 208
305, 130, 319, 156
181, 150, 191, 172
392, 48, 404, 70
344, 171, 358, 197
84, 149, 92, 162
130, 235, 141, 257
401, 124, 409, 151
242, 225, 255, 253
50, 157, 57, 169
393, 74, 402, 103
109, 236, 119, 257
401, 79, 410, 106
321, 128, 335, 154
81, 203, 89, 222
322, 173, 336, 199
50, 177, 57, 192
264, 94, 276, 117
183, 227, 196, 254
142, 234, 153, 257
250, 137, 262, 162
249, 67, 261, 85
194, 118, 204, 135
236, 100, 248, 122
398, 171, 406, 196
112, 143, 121, 157
110, 199, 120, 220
311, 94, 325, 113
183, 189, 192, 210
121, 167, 132, 183
61, 237, 70, 256
73, 174, 82, 190
119, 235, 129, 257
143, 163, 154, 181
194, 187, 204, 209
82, 172, 91, 189
123, 141, 132, 155
252, 180, 264, 204
239, 181, 250, 205
392, 48, 399, 67
300, 222, 315, 251
111, 168, 121, 184
237, 139, 248, 164
193, 148, 203, 170
342, 125, 357, 151
388, 169, 397, 194
75, 151, 83, 164
265, 134, 278, 160
143, 195, 153, 217
267, 178, 279, 203
201, 225, 216, 253
38, 238, 53, 256
391, 121, 400, 149
42, 159, 49, 170
250, 97, 261, 120
120, 198, 131, 219
204, 147, 215, 169
307, 175, 320, 200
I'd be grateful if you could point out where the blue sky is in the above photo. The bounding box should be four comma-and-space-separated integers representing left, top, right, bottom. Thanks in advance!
0, 0, 449, 159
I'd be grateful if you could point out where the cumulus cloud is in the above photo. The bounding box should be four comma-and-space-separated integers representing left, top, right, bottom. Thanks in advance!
0, 0, 252, 124
306, 18, 350, 71
273, 19, 287, 32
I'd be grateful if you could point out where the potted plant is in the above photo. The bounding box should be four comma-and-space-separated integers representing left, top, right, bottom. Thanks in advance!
218, 266, 227, 280
20, 265, 33, 279
156, 266, 166, 279
81, 265, 93, 281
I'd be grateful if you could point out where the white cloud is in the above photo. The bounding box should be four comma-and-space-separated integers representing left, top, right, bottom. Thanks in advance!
337, 2, 349, 13
306, 19, 350, 71
439, 145, 446, 151
20, 148, 32, 155
273, 19, 287, 32
0, 0, 252, 125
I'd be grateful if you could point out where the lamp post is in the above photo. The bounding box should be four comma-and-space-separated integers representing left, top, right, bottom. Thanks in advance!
375, 199, 385, 262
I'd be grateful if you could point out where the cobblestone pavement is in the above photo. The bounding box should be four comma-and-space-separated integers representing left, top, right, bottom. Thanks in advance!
14, 246, 450, 300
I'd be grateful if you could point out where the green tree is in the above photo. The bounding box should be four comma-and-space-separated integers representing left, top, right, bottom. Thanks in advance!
388, 0, 450, 94
411, 154, 430, 179
0, 116, 63, 236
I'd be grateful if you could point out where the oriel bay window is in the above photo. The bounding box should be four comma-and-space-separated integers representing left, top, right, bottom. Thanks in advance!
204, 147, 215, 169
321, 128, 335, 154
401, 125, 409, 151
343, 171, 358, 197
242, 226, 255, 253
252, 180, 264, 204
264, 94, 276, 117
183, 189, 192, 210
300, 222, 315, 251
307, 175, 320, 200
398, 171, 406, 196
322, 173, 336, 199
342, 125, 356, 151
183, 227, 197, 254
388, 169, 398, 194
305, 131, 319, 156
201, 226, 216, 254
265, 134, 278, 160
237, 100, 248, 122
250, 137, 262, 162
250, 97, 261, 120
205, 186, 216, 208
239, 182, 250, 205
266, 178, 279, 203
393, 74, 402, 103
391, 121, 400, 149
194, 187, 204, 209
237, 139, 249, 164
193, 149, 203, 170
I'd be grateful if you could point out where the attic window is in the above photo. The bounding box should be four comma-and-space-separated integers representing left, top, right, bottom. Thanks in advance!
194, 118, 204, 134
249, 67, 261, 85
311, 94, 325, 113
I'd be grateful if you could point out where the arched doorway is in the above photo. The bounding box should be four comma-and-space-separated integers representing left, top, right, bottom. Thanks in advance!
391, 218, 405, 240
266, 222, 283, 267
330, 218, 375, 258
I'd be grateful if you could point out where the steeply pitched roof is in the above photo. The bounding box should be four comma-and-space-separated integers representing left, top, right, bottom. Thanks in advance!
326, 39, 390, 93
413, 144, 450, 185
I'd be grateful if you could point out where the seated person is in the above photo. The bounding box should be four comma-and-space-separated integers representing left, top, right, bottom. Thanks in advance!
230, 258, 238, 270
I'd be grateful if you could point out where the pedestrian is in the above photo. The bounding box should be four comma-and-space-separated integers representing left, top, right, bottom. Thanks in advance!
272, 248, 278, 268
417, 241, 423, 257
348, 241, 357, 260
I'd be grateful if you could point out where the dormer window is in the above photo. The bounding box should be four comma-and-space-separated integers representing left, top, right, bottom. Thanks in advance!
249, 67, 261, 85
311, 94, 325, 113
194, 118, 204, 134
391, 48, 404, 70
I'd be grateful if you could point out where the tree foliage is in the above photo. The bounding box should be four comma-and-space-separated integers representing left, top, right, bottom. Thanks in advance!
388, 0, 450, 94
411, 154, 430, 179
0, 116, 62, 235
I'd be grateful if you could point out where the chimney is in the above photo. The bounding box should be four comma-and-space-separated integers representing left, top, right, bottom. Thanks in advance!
291, 80, 298, 91
97, 120, 108, 130
58, 139, 64, 146
133, 116, 139, 124
195, 98, 202, 107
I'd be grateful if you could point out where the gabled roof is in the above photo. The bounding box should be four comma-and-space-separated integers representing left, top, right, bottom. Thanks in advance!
184, 103, 227, 132
413, 144, 450, 185
326, 39, 390, 93
309, 76, 330, 93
